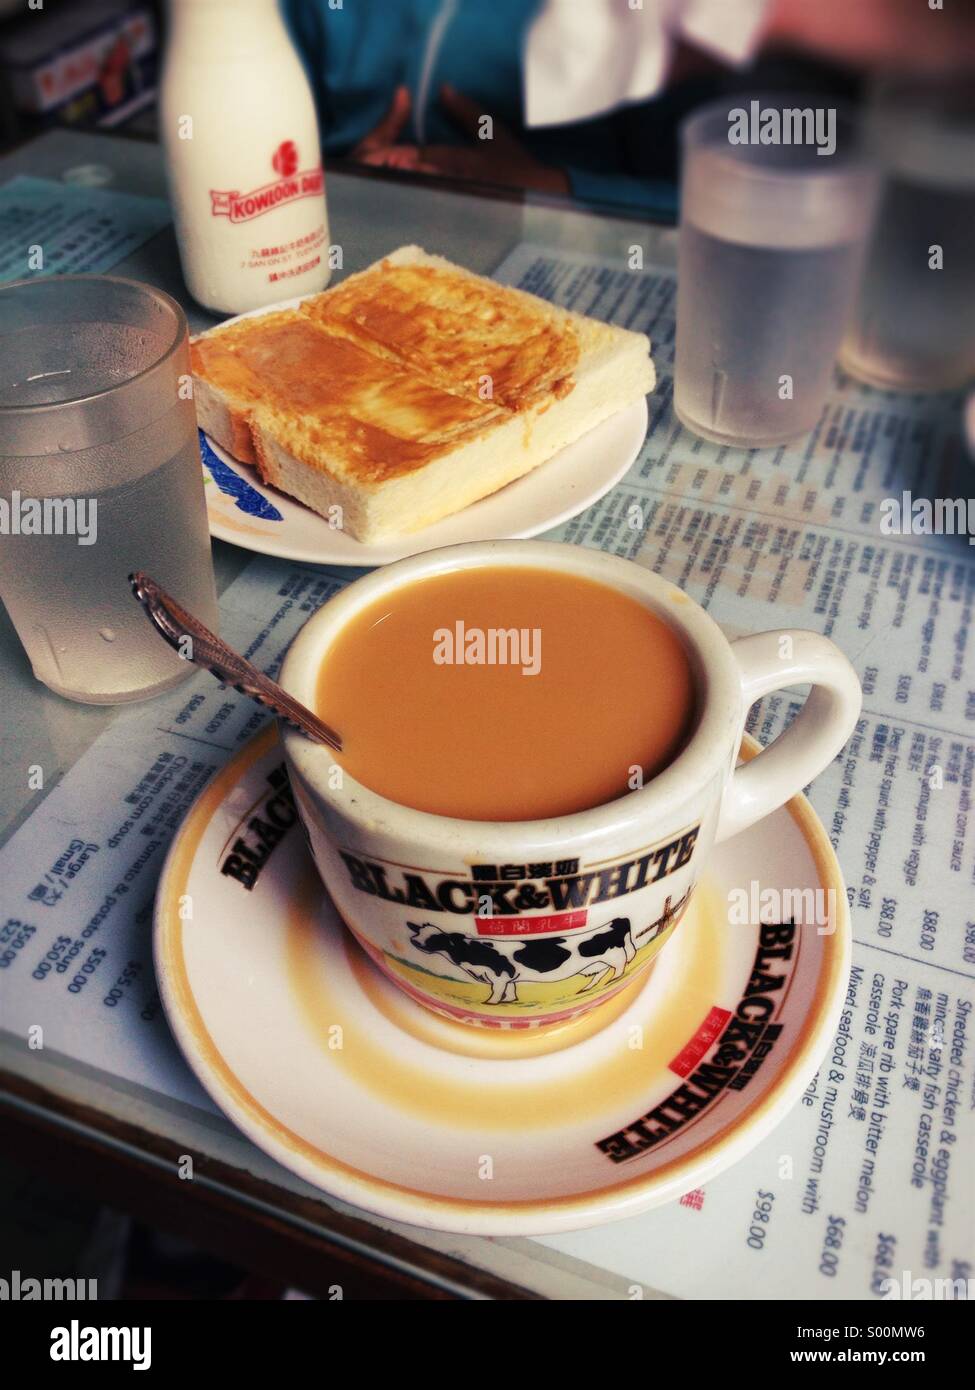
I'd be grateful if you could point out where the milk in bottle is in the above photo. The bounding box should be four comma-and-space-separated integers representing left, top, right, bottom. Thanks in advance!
160, 0, 331, 314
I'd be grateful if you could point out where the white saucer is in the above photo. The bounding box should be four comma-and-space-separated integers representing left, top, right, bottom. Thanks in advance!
198, 298, 648, 565
154, 728, 849, 1236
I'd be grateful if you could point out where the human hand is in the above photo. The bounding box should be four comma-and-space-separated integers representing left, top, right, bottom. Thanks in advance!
350, 85, 413, 160
355, 83, 570, 195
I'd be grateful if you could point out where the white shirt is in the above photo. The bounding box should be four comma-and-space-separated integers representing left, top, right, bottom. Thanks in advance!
524, 0, 773, 127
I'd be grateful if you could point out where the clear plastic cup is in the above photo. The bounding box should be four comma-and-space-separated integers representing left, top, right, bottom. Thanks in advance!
674, 96, 879, 448
840, 77, 975, 392
0, 275, 218, 703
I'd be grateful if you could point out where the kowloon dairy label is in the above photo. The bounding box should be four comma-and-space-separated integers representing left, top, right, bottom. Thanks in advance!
210, 148, 325, 225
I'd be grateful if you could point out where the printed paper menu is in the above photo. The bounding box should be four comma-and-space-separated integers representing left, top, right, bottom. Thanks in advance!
0, 243, 972, 1299
493, 245, 974, 1298
0, 175, 171, 282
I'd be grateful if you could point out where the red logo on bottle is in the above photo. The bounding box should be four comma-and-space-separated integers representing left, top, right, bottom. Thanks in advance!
210, 140, 324, 224
272, 140, 299, 178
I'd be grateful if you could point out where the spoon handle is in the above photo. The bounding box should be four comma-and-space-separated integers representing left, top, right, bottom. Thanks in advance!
129, 571, 342, 753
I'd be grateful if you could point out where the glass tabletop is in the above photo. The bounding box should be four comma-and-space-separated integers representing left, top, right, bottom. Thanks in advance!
2, 127, 971, 1304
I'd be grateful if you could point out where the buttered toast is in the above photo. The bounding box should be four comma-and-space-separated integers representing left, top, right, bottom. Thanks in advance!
190, 246, 654, 542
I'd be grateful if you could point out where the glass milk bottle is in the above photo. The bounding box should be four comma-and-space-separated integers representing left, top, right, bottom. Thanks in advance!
160, 0, 331, 315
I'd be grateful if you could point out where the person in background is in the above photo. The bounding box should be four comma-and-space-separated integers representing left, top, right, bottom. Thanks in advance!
284, 0, 975, 220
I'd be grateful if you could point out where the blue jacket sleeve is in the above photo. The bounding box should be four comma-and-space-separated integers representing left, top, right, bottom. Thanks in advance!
563, 165, 678, 222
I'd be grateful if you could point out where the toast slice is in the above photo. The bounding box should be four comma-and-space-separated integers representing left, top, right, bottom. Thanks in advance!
297, 246, 580, 411
190, 247, 654, 542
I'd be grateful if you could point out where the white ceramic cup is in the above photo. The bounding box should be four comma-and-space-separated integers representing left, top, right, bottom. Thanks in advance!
280, 541, 861, 1029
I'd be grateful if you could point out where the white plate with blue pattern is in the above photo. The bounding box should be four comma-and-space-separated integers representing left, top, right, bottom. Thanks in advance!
200, 396, 648, 567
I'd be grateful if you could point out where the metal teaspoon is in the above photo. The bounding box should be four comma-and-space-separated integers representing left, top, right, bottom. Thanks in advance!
129, 571, 342, 752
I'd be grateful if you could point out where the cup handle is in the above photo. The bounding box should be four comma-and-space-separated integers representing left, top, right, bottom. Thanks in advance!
715, 630, 862, 844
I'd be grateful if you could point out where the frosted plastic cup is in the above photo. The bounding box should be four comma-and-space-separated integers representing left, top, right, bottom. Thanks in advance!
840, 78, 975, 392
674, 96, 879, 448
0, 275, 218, 703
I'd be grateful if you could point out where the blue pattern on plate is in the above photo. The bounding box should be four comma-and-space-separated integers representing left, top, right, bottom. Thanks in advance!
199, 429, 283, 521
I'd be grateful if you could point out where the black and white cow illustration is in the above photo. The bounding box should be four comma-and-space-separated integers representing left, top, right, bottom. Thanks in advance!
408, 891, 691, 1005
408, 920, 632, 1004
